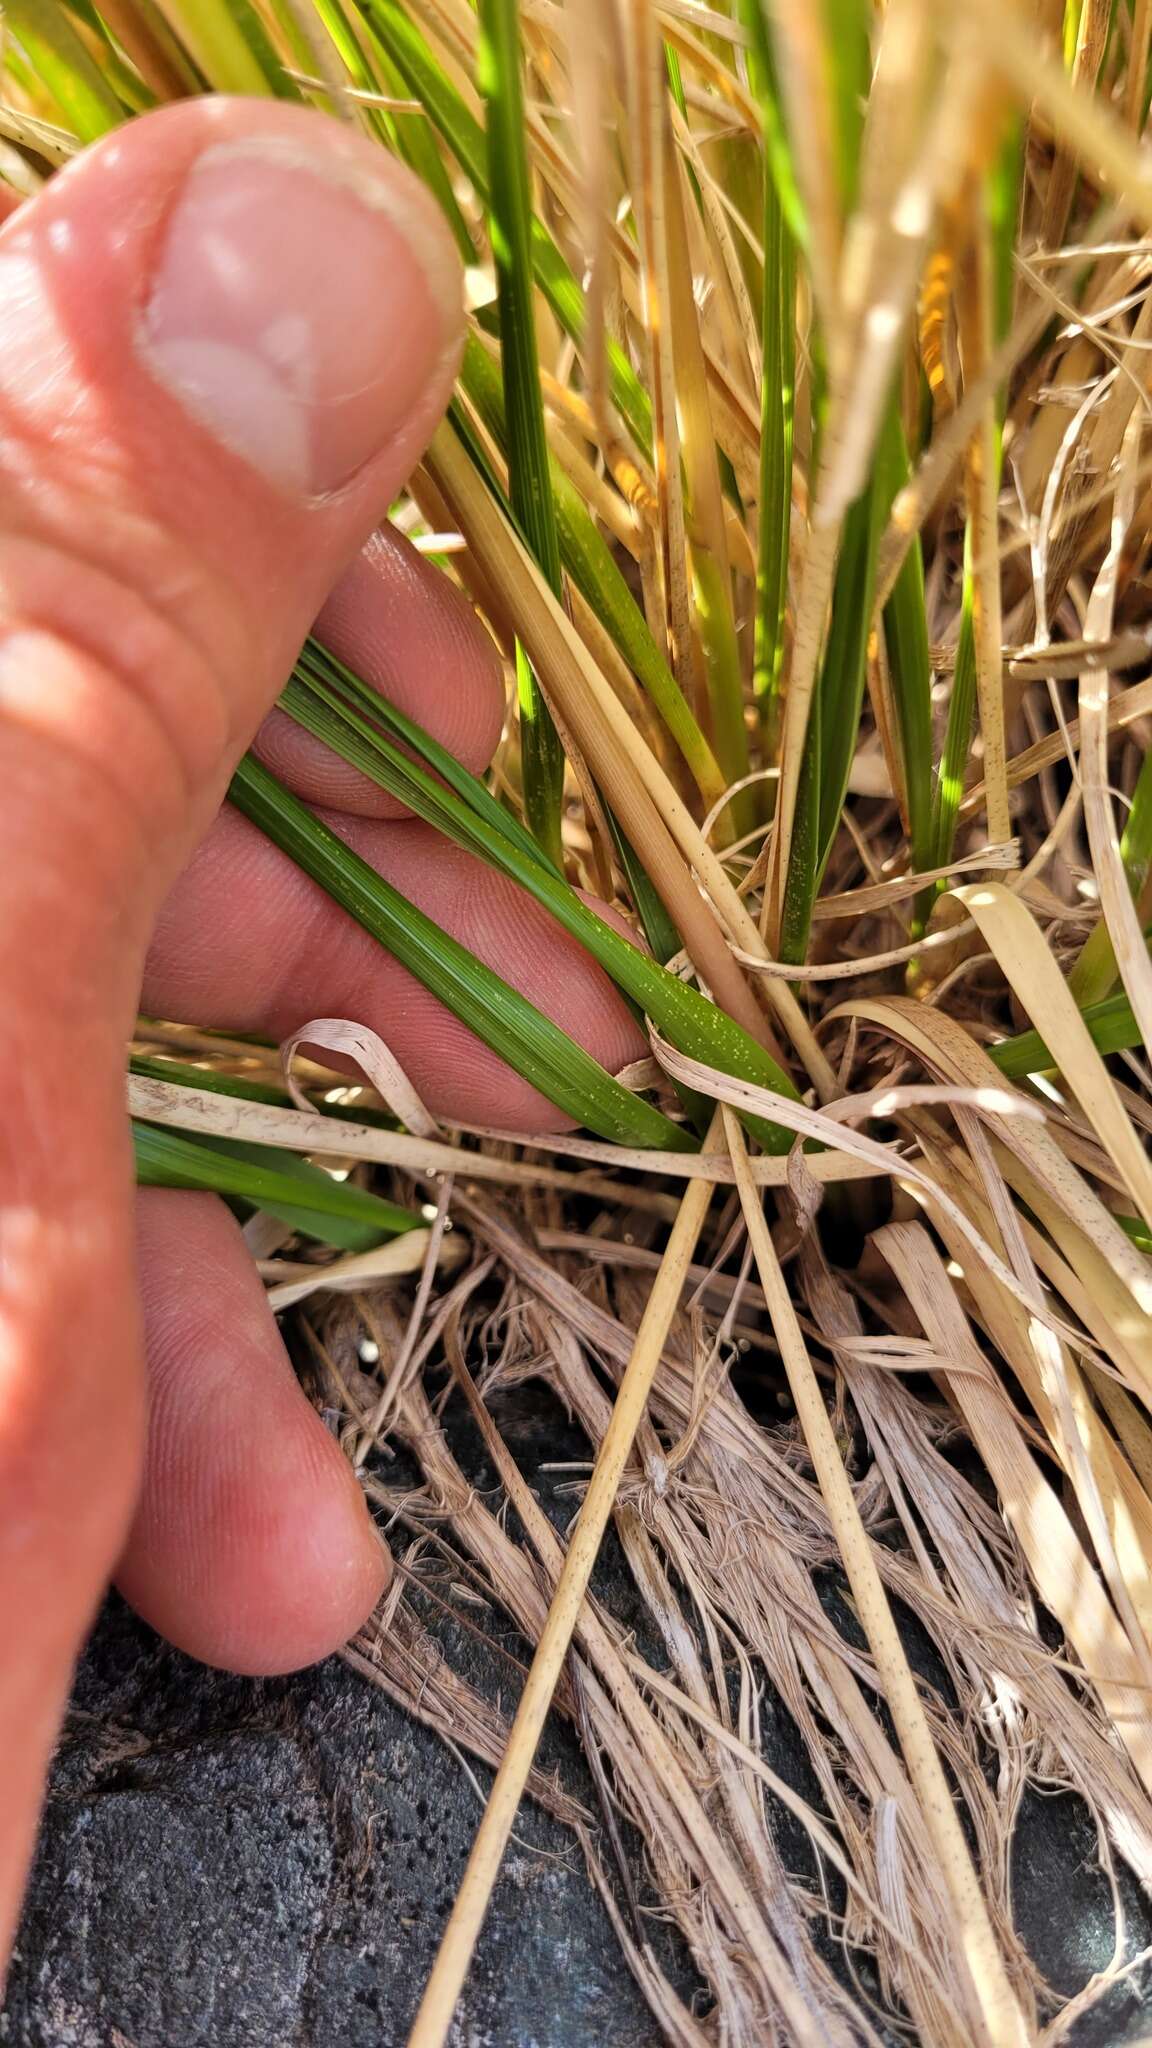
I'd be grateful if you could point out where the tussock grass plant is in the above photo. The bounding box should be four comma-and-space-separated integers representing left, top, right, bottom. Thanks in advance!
18, 0, 1152, 2039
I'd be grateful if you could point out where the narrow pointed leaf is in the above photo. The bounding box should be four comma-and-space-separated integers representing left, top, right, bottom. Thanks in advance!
229, 754, 693, 1152
132, 1120, 418, 1249
281, 653, 802, 1149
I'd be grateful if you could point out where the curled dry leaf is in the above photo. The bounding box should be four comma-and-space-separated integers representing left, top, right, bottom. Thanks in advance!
280, 1016, 440, 1138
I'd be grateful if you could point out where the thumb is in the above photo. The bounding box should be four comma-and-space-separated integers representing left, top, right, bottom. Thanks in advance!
0, 100, 462, 1958
4, 97, 463, 908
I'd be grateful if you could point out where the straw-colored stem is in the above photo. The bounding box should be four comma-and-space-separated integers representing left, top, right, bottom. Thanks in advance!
1126, 0, 1152, 129
406, 1113, 722, 2047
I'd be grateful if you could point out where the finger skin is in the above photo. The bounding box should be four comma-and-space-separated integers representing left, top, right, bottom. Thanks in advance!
0, 98, 462, 873
252, 526, 506, 819
0, 100, 461, 1969
118, 1192, 388, 1674
144, 806, 645, 1130
125, 516, 640, 1675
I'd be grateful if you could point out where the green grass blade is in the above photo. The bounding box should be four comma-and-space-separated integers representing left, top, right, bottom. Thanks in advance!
461, 340, 724, 805
822, 0, 870, 211
989, 990, 1146, 1078
229, 754, 693, 1152
281, 657, 801, 1147
476, 0, 559, 598
878, 412, 934, 873
147, 0, 284, 94
131, 1053, 292, 1107
269, 0, 464, 213
349, 1, 475, 257
741, 0, 798, 777
1119, 745, 1152, 900
1117, 1213, 1152, 1257
929, 138, 1017, 887
478, 0, 565, 864
606, 818, 684, 968
692, 553, 750, 817
512, 641, 564, 866
752, 140, 795, 750
815, 471, 883, 861
362, 0, 652, 449
297, 637, 557, 877
63, 1, 156, 111
132, 1120, 417, 1250
6, 0, 123, 138
738, 0, 809, 248
989, 120, 1024, 347
779, 712, 823, 965
781, 458, 883, 962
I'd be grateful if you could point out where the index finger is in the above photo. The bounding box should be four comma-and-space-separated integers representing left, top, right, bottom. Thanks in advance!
250, 526, 506, 820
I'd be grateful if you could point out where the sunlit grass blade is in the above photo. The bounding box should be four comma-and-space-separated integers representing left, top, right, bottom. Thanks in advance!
229, 754, 692, 1152
356, 12, 475, 257
739, 0, 809, 249
281, 653, 802, 1148
6, 0, 124, 137
146, 0, 288, 93
824, 0, 869, 210
363, 0, 652, 450
63, 1, 156, 112
132, 1119, 418, 1249
477, 0, 565, 866
276, 0, 473, 250
88, 0, 202, 99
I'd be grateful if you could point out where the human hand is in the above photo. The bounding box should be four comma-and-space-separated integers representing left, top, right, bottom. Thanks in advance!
0, 98, 641, 1964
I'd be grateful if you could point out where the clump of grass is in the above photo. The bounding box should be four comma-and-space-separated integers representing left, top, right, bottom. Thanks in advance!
19, 2, 1152, 2042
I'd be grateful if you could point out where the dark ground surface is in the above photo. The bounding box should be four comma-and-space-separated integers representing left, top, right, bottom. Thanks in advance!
5, 1380, 1152, 2047
3, 1596, 660, 2048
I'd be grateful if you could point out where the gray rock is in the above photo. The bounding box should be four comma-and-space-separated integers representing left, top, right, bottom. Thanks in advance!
3, 1598, 662, 2048
5, 1372, 1152, 2047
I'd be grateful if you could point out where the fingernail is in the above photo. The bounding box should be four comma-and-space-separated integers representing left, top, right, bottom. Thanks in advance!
141, 132, 461, 497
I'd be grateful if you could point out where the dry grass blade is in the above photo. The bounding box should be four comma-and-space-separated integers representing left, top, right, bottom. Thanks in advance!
877, 1222, 1152, 1797
955, 882, 1152, 1235
724, 1112, 1030, 2048
407, 1114, 724, 2046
